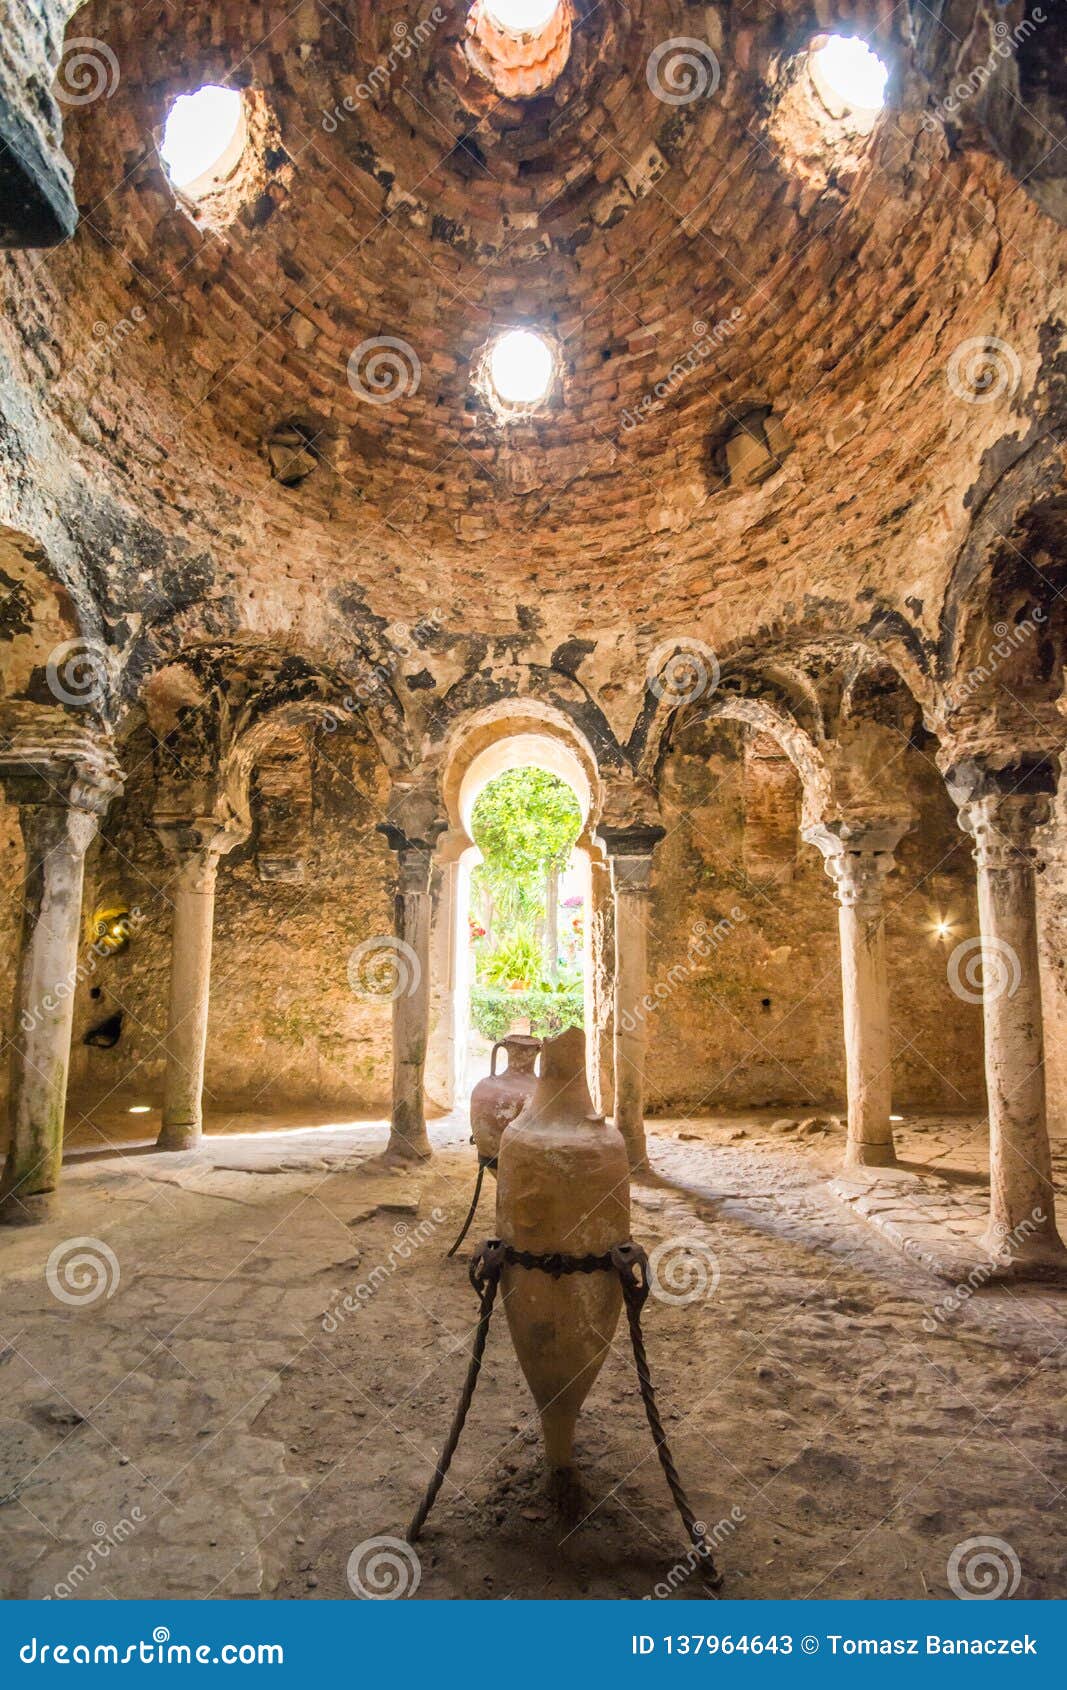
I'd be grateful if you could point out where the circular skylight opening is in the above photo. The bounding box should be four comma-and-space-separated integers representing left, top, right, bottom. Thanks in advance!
483, 0, 560, 33
810, 35, 888, 113
488, 329, 554, 406
160, 85, 245, 194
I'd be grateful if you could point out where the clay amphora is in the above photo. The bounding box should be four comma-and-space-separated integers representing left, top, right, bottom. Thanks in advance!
496, 1027, 629, 1491
469, 1034, 541, 1165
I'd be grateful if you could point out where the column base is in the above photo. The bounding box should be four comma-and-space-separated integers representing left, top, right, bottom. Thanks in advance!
982, 1224, 1067, 1277
383, 1135, 432, 1165
0, 1185, 56, 1226
844, 1139, 898, 1170
156, 1120, 202, 1152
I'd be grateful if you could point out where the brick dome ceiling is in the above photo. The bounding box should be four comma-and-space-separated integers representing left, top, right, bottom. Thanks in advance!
1, 1, 1065, 708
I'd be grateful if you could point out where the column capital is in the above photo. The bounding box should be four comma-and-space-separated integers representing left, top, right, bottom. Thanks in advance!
956, 791, 1052, 871
802, 813, 912, 913
944, 757, 1056, 872
0, 707, 123, 824
378, 821, 444, 893
154, 814, 247, 892
597, 824, 665, 894
597, 822, 665, 857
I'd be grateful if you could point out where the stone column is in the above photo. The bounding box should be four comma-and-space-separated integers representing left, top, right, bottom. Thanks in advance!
380, 827, 436, 1162
599, 825, 665, 1171
156, 821, 244, 1151
804, 817, 911, 1169
951, 768, 1065, 1264
0, 752, 121, 1225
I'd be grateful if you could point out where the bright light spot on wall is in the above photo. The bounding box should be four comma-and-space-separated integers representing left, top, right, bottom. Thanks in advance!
488, 329, 554, 405
160, 86, 244, 191
811, 36, 888, 112
889, 1114, 904, 1123
484, 0, 560, 33
128, 1105, 152, 1114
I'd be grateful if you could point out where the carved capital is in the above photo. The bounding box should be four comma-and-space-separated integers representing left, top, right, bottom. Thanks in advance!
957, 792, 1051, 872
380, 777, 447, 860
597, 823, 664, 895
945, 757, 1056, 872
803, 813, 911, 915
0, 711, 122, 880
154, 814, 247, 893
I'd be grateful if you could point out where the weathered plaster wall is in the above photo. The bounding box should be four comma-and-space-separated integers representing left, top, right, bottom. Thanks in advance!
64, 724, 396, 1118
644, 719, 986, 1114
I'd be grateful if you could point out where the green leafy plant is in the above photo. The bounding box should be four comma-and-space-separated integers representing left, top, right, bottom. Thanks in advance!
470, 767, 584, 993
482, 931, 542, 988
471, 985, 584, 1044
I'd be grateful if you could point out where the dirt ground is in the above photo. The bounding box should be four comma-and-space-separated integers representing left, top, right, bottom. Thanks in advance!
0, 1111, 1065, 1602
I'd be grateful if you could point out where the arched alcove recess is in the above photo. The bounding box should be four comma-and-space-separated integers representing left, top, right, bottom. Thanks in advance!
427, 700, 605, 1113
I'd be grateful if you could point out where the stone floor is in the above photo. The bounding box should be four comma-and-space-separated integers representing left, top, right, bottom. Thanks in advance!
0, 1110, 1064, 1601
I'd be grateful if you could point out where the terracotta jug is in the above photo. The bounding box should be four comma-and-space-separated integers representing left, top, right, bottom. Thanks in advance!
469, 1034, 540, 1165
496, 1026, 630, 1494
